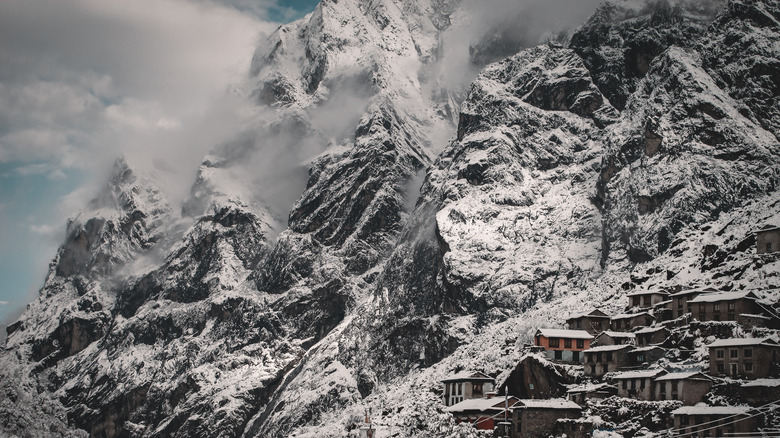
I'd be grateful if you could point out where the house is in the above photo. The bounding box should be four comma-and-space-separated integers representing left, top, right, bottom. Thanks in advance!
445, 396, 518, 430
610, 312, 655, 331
358, 412, 375, 438
653, 371, 714, 405
593, 331, 636, 346
708, 337, 780, 379
627, 346, 666, 368
510, 399, 581, 438
441, 371, 495, 406
634, 326, 670, 347
534, 329, 593, 363
610, 369, 666, 400
565, 309, 611, 335
669, 287, 717, 319
625, 290, 669, 310
583, 344, 634, 379
688, 290, 763, 322
566, 382, 617, 406
672, 406, 758, 437
755, 225, 780, 254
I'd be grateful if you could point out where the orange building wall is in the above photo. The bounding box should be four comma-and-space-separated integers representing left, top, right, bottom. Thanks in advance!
535, 335, 591, 351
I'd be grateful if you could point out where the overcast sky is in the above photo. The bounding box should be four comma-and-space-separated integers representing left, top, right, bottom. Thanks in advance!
0, 0, 319, 326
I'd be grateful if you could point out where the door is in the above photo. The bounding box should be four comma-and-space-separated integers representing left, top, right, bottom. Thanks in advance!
730, 363, 738, 377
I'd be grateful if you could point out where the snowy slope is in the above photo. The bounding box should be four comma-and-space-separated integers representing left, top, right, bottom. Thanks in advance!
2, 1, 780, 437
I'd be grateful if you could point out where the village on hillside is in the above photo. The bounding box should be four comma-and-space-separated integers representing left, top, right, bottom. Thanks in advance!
375, 227, 780, 438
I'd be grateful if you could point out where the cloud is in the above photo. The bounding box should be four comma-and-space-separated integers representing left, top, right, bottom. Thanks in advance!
0, 0, 279, 205
0, 301, 9, 306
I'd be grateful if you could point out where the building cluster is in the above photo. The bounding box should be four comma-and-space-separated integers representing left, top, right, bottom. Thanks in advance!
440, 285, 780, 437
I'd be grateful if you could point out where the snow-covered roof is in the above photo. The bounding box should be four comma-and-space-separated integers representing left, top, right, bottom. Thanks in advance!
754, 225, 780, 234
611, 369, 665, 379
566, 382, 614, 394
444, 397, 517, 413
654, 371, 710, 382
513, 399, 581, 410
626, 290, 669, 297
584, 344, 634, 353
567, 309, 610, 320
598, 331, 636, 339
688, 290, 757, 303
742, 379, 780, 388
707, 337, 778, 348
634, 326, 669, 334
536, 328, 594, 340
669, 287, 718, 298
611, 312, 652, 320
441, 371, 494, 383
672, 406, 751, 416
630, 346, 666, 353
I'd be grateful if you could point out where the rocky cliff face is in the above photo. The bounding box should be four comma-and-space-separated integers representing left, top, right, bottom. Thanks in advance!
3, 1, 780, 437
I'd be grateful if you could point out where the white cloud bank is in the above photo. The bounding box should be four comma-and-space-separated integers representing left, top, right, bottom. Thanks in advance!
0, 0, 279, 204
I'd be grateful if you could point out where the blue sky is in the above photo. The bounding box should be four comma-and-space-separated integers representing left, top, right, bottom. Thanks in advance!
0, 0, 320, 327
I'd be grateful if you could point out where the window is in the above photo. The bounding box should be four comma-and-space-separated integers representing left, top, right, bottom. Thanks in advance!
744, 348, 752, 358
716, 349, 725, 359
728, 312, 735, 320
554, 350, 562, 360
594, 322, 602, 331
622, 380, 627, 390
573, 351, 580, 362
549, 338, 560, 348
576, 321, 582, 329
636, 354, 645, 363
677, 299, 683, 309
591, 365, 596, 374
671, 381, 679, 395
768, 242, 773, 252
713, 314, 720, 321
564, 339, 572, 349
680, 415, 689, 425
714, 304, 720, 312
577, 339, 585, 349
596, 353, 602, 363
700, 304, 706, 312
631, 380, 636, 390
606, 352, 613, 362
644, 296, 651, 306
730, 349, 738, 359
745, 362, 753, 373
640, 379, 645, 390
728, 302, 736, 311
717, 363, 724, 373
660, 382, 667, 394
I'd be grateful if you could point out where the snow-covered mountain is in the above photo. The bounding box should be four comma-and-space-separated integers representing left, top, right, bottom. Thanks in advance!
2, 0, 780, 437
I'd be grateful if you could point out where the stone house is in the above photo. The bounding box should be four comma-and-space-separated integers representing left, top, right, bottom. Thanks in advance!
634, 326, 670, 347
566, 382, 616, 406
610, 312, 655, 331
688, 290, 763, 322
593, 330, 636, 346
441, 371, 495, 406
653, 371, 714, 405
669, 287, 718, 319
583, 344, 634, 379
510, 399, 581, 438
672, 406, 758, 437
756, 225, 780, 254
708, 337, 780, 379
534, 329, 593, 363
610, 369, 666, 400
565, 309, 611, 335
445, 396, 518, 430
625, 290, 669, 310
627, 346, 666, 368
